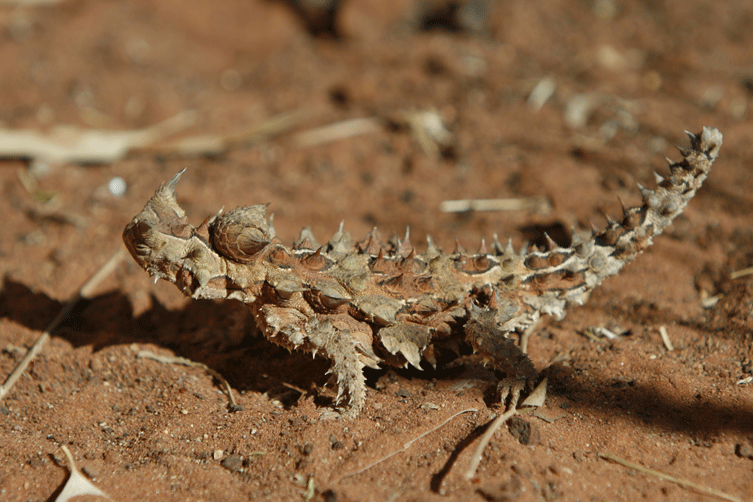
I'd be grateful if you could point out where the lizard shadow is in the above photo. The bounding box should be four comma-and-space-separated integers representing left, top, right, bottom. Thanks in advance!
2, 278, 751, 439
0, 277, 331, 408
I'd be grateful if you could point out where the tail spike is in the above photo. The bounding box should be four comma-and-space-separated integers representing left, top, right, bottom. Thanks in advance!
599, 209, 618, 227
616, 196, 628, 217
637, 183, 655, 202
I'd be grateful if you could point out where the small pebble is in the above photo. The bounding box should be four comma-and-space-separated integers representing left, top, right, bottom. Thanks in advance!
108, 176, 127, 197
82, 465, 100, 479
221, 454, 243, 471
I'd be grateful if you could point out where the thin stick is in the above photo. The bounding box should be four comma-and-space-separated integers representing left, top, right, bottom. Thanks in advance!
341, 408, 478, 479
730, 266, 753, 280
658, 325, 674, 351
464, 406, 518, 479
599, 453, 742, 502
0, 248, 126, 402
439, 197, 551, 214
293, 117, 381, 148
137, 350, 239, 409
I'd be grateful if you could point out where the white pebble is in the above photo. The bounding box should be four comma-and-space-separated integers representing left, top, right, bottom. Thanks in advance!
108, 176, 127, 197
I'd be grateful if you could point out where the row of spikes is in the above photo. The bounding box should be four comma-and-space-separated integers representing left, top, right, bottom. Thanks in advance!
229, 152, 682, 263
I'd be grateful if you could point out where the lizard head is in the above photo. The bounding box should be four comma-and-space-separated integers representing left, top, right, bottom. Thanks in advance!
123, 170, 253, 300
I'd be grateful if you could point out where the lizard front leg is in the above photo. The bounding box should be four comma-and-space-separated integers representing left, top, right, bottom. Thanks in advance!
256, 304, 368, 419
464, 305, 537, 409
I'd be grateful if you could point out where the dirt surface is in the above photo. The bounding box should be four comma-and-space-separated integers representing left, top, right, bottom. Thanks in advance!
2, 0, 753, 500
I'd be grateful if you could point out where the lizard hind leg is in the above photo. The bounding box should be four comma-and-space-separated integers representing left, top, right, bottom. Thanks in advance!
463, 306, 537, 410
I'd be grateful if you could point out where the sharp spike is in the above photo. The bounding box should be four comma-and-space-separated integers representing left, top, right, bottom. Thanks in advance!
294, 226, 320, 250
163, 168, 186, 195
454, 238, 466, 255
683, 130, 697, 141
616, 196, 628, 217
543, 232, 559, 250
675, 145, 691, 157
637, 183, 655, 204
478, 237, 488, 254
492, 233, 504, 254
665, 156, 675, 166
570, 227, 584, 246
402, 226, 412, 250
395, 234, 405, 256
506, 238, 515, 256
425, 235, 440, 257
195, 215, 212, 240
267, 213, 276, 238
599, 209, 617, 226
653, 172, 665, 184
359, 227, 382, 254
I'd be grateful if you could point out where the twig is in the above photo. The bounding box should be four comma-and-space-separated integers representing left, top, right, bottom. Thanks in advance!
341, 408, 478, 479
439, 197, 552, 214
658, 325, 674, 351
730, 266, 753, 280
464, 406, 518, 479
0, 248, 126, 402
137, 350, 239, 409
293, 117, 381, 148
140, 109, 310, 157
599, 452, 742, 502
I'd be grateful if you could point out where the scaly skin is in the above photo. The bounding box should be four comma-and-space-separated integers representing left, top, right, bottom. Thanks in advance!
123, 127, 722, 418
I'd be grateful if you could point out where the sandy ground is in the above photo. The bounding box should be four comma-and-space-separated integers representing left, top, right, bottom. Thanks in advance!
1, 0, 753, 500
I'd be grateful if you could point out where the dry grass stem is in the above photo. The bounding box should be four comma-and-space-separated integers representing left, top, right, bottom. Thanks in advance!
0, 248, 126, 402
293, 117, 381, 147
137, 351, 239, 408
658, 325, 674, 351
341, 408, 478, 479
0, 111, 195, 164
439, 197, 552, 214
599, 452, 742, 502
730, 266, 753, 280
464, 406, 518, 479
143, 109, 310, 157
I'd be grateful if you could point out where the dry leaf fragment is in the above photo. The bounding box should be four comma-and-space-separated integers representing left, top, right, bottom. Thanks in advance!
56, 445, 110, 502
0, 111, 195, 165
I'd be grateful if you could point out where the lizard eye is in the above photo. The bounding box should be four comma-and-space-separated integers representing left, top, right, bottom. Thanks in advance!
210, 205, 273, 263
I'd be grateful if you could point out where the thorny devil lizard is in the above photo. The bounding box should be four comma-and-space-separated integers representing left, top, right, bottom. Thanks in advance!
123, 127, 722, 419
